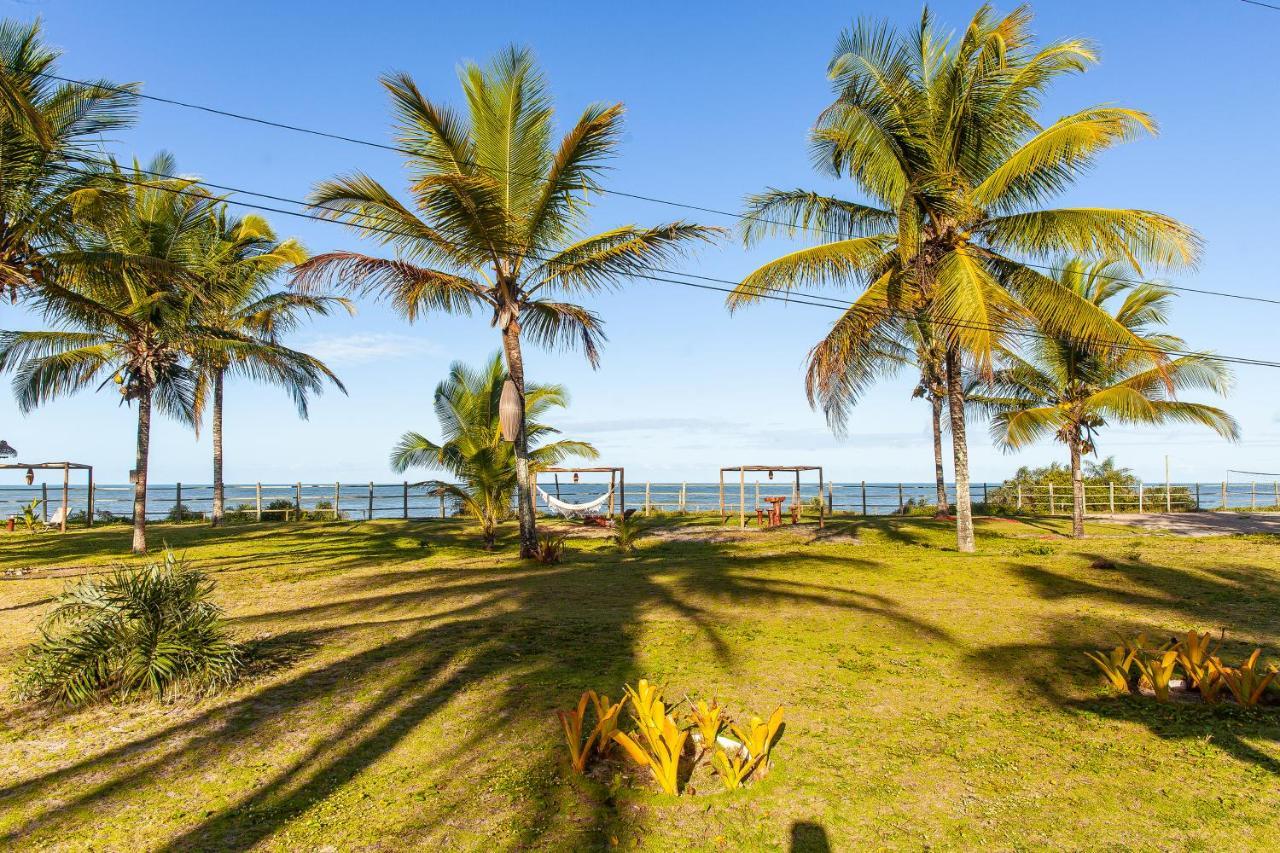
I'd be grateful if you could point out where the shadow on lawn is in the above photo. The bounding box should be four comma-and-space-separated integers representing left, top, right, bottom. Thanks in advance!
968, 549, 1280, 777
0, 524, 937, 849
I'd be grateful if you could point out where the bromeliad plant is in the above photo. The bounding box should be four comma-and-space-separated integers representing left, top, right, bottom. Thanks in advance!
558, 679, 785, 796
1211, 651, 1279, 707
1087, 631, 1276, 706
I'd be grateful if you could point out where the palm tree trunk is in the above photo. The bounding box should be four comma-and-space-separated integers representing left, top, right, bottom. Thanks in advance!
211, 368, 225, 527
945, 348, 975, 553
500, 320, 538, 558
1070, 434, 1086, 539
931, 394, 950, 518
131, 390, 152, 554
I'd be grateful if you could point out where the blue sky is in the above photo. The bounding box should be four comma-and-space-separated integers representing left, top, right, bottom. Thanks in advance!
5, 0, 1280, 485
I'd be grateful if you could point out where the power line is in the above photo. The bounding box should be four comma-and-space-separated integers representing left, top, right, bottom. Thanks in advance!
1240, 0, 1280, 11
43, 158, 1280, 373
29, 66, 1280, 309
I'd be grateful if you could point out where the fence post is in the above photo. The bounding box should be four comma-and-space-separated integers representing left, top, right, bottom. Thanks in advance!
898, 482, 904, 514
1048, 482, 1055, 515
1195, 482, 1201, 511
1252, 481, 1257, 510
644, 482, 651, 516
335, 482, 341, 520
828, 482, 834, 513
439, 491, 446, 519
861, 480, 867, 515
368, 481, 375, 521
1221, 481, 1227, 511
1016, 484, 1022, 510
295, 482, 303, 521
1109, 482, 1115, 514
175, 482, 181, 519
981, 482, 988, 505
1138, 482, 1144, 514
256, 482, 262, 521
1166, 479, 1172, 513
403, 481, 409, 519
680, 482, 686, 513
41, 482, 48, 522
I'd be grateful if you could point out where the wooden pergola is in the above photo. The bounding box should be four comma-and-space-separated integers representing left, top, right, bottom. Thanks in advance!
538, 466, 625, 516
719, 465, 824, 529
1, 461, 94, 532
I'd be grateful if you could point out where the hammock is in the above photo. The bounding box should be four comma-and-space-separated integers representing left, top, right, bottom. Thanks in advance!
537, 487, 612, 518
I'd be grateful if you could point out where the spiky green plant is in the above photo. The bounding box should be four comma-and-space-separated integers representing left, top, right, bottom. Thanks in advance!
390, 352, 596, 548
730, 5, 1198, 552
612, 513, 646, 553
970, 259, 1237, 537
292, 46, 720, 557
16, 551, 243, 705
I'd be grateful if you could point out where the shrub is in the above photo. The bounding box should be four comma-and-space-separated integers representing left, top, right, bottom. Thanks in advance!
612, 514, 646, 553
533, 534, 567, 564
166, 502, 201, 522
263, 498, 296, 521
16, 551, 243, 705
19, 498, 43, 532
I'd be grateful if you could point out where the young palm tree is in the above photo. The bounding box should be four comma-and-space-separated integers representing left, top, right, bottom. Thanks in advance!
292, 46, 718, 557
190, 208, 349, 526
390, 353, 596, 548
0, 19, 136, 304
0, 155, 218, 553
969, 259, 1238, 538
731, 5, 1198, 551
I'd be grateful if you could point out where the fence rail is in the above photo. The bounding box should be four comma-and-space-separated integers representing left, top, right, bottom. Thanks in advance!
3, 478, 1276, 524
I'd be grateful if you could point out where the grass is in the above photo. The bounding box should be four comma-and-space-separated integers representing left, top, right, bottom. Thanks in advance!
1, 514, 1279, 849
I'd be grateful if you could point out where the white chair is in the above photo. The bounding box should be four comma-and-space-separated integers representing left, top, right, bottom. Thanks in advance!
43, 505, 68, 530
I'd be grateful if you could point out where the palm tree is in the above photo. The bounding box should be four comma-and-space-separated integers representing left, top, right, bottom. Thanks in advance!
969, 259, 1238, 538
390, 352, 596, 548
291, 46, 718, 557
0, 19, 136, 304
190, 208, 349, 526
730, 5, 1198, 551
0, 155, 218, 553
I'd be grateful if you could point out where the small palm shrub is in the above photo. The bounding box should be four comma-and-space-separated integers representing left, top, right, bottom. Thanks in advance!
533, 534, 567, 564
16, 552, 244, 705
612, 514, 646, 553
19, 499, 44, 532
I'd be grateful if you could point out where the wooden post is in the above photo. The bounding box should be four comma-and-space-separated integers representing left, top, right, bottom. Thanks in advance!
1138, 482, 1144, 514
1017, 484, 1022, 510
1221, 481, 1227, 511
438, 490, 446, 519
619, 469, 626, 517
817, 467, 825, 528
827, 481, 834, 514
61, 463, 69, 533
41, 482, 48, 522
861, 480, 867, 516
403, 481, 409, 519
1048, 482, 1055, 515
1166, 478, 1172, 513
794, 470, 801, 522
1252, 481, 1257, 510
718, 471, 724, 521
755, 481, 761, 510
87, 467, 94, 527
368, 481, 374, 520
739, 467, 745, 528
296, 482, 302, 521
1109, 482, 1115, 514
335, 482, 341, 520
897, 482, 904, 514
680, 482, 687, 514
1195, 482, 1201, 511
176, 481, 182, 520
981, 482, 988, 504
256, 482, 262, 521
645, 481, 651, 516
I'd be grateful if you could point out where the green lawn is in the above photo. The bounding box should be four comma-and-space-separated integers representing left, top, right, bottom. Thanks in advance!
1, 515, 1278, 850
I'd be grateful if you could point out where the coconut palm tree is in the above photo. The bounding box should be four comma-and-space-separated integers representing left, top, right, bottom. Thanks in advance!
0, 19, 136, 304
291, 46, 719, 557
190, 208, 349, 526
968, 259, 1238, 538
390, 352, 596, 548
730, 5, 1198, 551
0, 154, 218, 553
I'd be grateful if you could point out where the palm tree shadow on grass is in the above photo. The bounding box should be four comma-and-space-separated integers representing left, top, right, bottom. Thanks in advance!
0, 532, 939, 850
965, 555, 1280, 776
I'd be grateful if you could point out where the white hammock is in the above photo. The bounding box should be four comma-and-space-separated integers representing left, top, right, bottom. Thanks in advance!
538, 487, 612, 518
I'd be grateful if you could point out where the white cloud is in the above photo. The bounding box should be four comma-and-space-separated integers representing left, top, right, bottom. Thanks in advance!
297, 333, 443, 365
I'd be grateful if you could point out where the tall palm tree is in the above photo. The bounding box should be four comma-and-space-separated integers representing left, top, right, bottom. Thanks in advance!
0, 155, 218, 553
190, 208, 350, 526
730, 5, 1198, 551
0, 19, 136, 304
391, 352, 596, 548
969, 259, 1238, 538
291, 46, 718, 557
